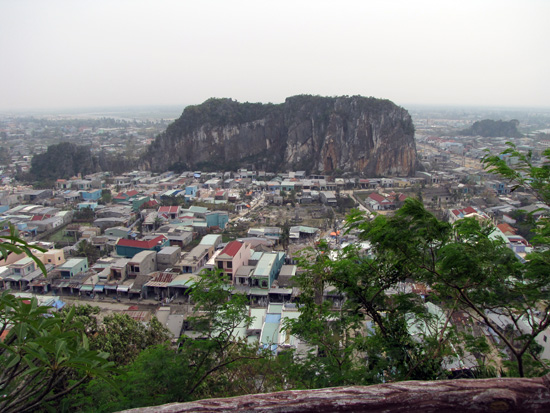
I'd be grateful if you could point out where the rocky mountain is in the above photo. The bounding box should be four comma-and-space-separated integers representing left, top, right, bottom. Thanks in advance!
459, 119, 522, 138
141, 95, 418, 176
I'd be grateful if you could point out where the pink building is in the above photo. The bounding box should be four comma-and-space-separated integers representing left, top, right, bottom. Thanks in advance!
215, 241, 251, 283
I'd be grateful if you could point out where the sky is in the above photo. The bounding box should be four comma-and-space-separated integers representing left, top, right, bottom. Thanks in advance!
0, 0, 549, 111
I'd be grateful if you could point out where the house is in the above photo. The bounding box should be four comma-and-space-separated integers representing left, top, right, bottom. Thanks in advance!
158, 206, 181, 220
185, 185, 198, 198
115, 235, 169, 258
175, 245, 213, 274
157, 246, 182, 271
289, 226, 319, 242
319, 191, 337, 206
205, 211, 229, 229
188, 206, 209, 219
143, 271, 179, 300
99, 258, 130, 285
104, 226, 135, 239
33, 216, 64, 233
215, 241, 252, 282
36, 248, 66, 266
132, 196, 151, 211
4, 257, 37, 290
199, 234, 223, 250
448, 206, 489, 224
77, 202, 99, 211
250, 252, 285, 289
248, 227, 281, 241
57, 258, 89, 279
366, 193, 393, 211
127, 250, 157, 278
80, 189, 102, 202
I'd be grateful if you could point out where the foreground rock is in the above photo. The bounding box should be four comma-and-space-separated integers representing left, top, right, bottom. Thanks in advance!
121, 375, 550, 412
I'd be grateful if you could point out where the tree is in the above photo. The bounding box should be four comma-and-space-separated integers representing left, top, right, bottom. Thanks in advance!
67, 271, 263, 411
356, 197, 549, 377
73, 207, 95, 222
62, 305, 171, 366
286, 238, 455, 384
0, 292, 114, 413
76, 239, 99, 265
101, 189, 112, 204
280, 220, 290, 250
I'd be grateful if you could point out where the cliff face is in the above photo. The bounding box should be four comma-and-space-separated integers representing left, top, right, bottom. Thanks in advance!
142, 95, 417, 176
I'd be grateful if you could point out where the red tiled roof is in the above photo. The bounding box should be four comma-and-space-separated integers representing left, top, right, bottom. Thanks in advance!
219, 240, 243, 258
368, 193, 388, 203
126, 190, 139, 197
453, 207, 477, 217
159, 206, 179, 213
497, 223, 517, 235
117, 235, 167, 249
31, 215, 44, 221
142, 200, 159, 208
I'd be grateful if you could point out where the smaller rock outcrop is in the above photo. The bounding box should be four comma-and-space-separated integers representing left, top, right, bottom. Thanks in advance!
459, 119, 522, 138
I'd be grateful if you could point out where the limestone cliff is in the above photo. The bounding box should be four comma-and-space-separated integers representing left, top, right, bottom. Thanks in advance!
142, 95, 417, 176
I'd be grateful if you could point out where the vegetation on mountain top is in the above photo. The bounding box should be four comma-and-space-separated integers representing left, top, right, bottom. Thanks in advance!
23, 142, 135, 185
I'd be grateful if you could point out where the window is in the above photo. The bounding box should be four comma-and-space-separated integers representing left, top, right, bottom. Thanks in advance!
217, 261, 224, 269
226, 261, 232, 269
545, 336, 548, 343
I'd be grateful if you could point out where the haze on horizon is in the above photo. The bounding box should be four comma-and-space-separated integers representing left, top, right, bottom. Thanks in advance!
1, 0, 548, 112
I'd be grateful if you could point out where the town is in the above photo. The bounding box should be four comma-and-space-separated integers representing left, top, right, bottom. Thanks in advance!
1, 105, 550, 392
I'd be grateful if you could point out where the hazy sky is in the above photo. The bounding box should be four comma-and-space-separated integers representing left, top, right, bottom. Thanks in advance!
1, 0, 548, 111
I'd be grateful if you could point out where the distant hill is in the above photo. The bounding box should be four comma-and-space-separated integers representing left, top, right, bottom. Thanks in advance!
458, 119, 522, 138
141, 95, 419, 176
29, 142, 134, 183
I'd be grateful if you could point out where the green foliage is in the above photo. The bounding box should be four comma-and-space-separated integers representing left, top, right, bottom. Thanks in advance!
75, 240, 99, 265
0, 292, 114, 413
100, 189, 112, 204
355, 196, 549, 378
30, 142, 97, 181
482, 143, 550, 205
285, 238, 454, 385
0, 221, 47, 275
27, 142, 135, 182
73, 207, 95, 222
64, 272, 263, 412
61, 307, 171, 366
